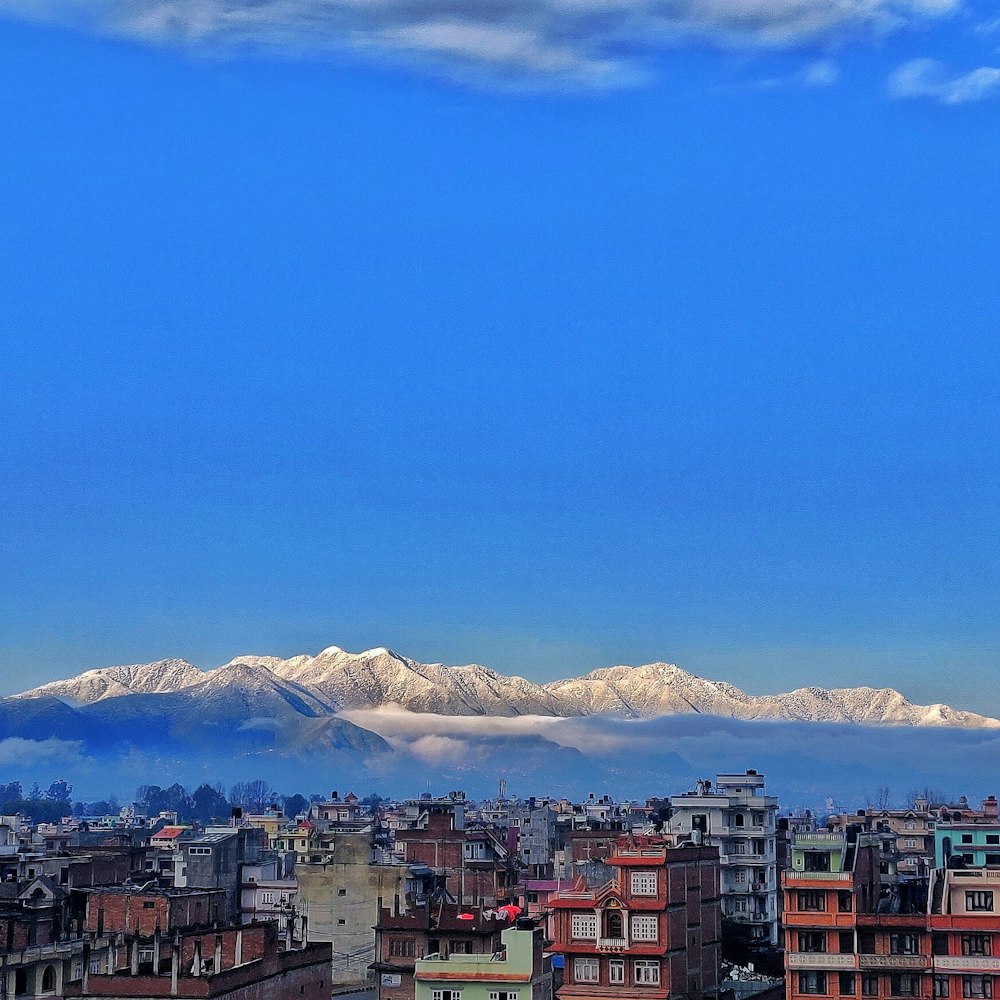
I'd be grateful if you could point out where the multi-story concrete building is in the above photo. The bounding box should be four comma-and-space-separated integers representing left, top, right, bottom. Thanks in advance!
782, 829, 1000, 1000
413, 922, 552, 1000
668, 771, 779, 944
782, 828, 883, 1000
548, 835, 720, 1000
374, 902, 511, 1000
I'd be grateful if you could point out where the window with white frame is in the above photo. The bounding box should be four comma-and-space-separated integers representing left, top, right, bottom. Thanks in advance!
574, 958, 599, 983
432, 991, 462, 1000
609, 961, 625, 985
189, 847, 212, 856
631, 871, 657, 896
735, 869, 749, 883
260, 891, 275, 904
489, 992, 518, 1000
572, 914, 598, 939
634, 961, 660, 985
631, 915, 658, 942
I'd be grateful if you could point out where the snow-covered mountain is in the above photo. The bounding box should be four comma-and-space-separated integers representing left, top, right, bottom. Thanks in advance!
11, 647, 999, 729
11, 658, 207, 704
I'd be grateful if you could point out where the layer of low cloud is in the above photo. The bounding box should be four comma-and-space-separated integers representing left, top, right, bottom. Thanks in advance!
339, 707, 1000, 806
889, 57, 1000, 103
0, 0, 962, 86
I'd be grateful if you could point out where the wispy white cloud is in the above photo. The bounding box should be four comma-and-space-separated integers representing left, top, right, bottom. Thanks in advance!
889, 57, 1000, 103
753, 56, 840, 89
0, 0, 963, 87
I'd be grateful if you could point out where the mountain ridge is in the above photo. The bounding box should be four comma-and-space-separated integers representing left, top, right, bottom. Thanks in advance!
9, 646, 998, 729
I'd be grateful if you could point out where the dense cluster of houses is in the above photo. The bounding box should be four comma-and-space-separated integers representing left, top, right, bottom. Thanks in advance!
3, 774, 1000, 1000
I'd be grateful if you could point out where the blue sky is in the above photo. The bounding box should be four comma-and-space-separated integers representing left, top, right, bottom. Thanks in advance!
1, 0, 999, 711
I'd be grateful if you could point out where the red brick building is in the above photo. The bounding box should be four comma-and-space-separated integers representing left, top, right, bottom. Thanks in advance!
81, 887, 228, 936
394, 801, 521, 906
549, 836, 721, 1000
62, 922, 331, 1000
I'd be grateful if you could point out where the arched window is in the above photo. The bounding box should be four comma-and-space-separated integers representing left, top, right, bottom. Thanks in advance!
41, 967, 56, 993
605, 911, 623, 938
734, 814, 745, 828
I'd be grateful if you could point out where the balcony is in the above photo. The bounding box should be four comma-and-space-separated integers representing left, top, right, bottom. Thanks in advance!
934, 958, 1000, 973
596, 938, 628, 952
858, 956, 929, 971
787, 954, 856, 970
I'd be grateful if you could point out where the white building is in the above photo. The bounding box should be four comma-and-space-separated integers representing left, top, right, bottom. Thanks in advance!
667, 770, 779, 944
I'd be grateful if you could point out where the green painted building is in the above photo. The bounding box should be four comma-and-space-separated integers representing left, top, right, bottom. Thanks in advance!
414, 925, 552, 1000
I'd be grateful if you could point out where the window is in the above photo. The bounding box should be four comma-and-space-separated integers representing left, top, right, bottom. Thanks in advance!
905, 821, 916, 830
891, 934, 921, 956
261, 891, 275, 904
753, 812, 765, 825
142, 901, 156, 909
799, 932, 827, 954
736, 869, 749, 883
967, 893, 994, 912
631, 872, 657, 896
890, 975, 920, 996
933, 934, 950, 956
904, 839, 917, 849
806, 852, 832, 873
574, 959, 599, 983
754, 839, 767, 855
799, 972, 828, 995
859, 932, 877, 955
841, 975, 856, 996
189, 847, 212, 856
935, 978, 950, 999
337, 918, 346, 925
839, 891, 853, 913
963, 937, 992, 957
631, 915, 658, 942
41, 967, 56, 993
389, 939, 416, 957
572, 914, 597, 939
963, 979, 993, 1000
840, 932, 855, 953
338, 888, 346, 896
987, 856, 1000, 867
138, 948, 155, 964
606, 912, 624, 938
963, 835, 975, 845
861, 976, 879, 998
734, 899, 747, 912
634, 961, 661, 986
799, 891, 825, 912
988, 837, 1000, 846
451, 942, 473, 955
489, 993, 518, 1000
735, 814, 746, 827
432, 991, 463, 1000
609, 961, 625, 985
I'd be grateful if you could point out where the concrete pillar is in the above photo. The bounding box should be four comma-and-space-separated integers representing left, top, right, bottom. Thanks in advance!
130, 937, 139, 976
213, 936, 222, 974
234, 931, 242, 968
192, 939, 202, 977
82, 943, 90, 993
170, 941, 179, 997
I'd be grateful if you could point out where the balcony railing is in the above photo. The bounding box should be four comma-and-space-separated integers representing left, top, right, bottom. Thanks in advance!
596, 937, 628, 952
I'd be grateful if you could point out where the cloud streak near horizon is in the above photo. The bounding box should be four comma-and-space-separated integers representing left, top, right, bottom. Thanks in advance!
0, 0, 968, 87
